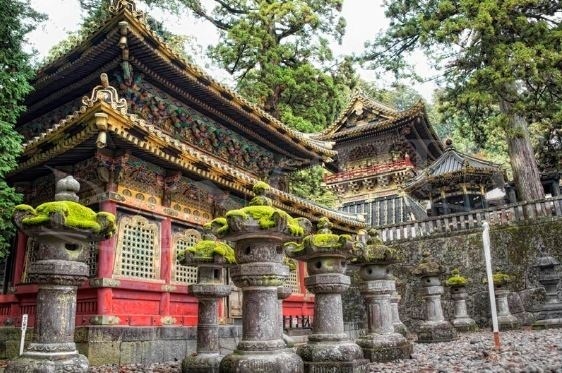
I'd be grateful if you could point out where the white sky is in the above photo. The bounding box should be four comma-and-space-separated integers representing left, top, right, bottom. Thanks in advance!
26, 0, 438, 100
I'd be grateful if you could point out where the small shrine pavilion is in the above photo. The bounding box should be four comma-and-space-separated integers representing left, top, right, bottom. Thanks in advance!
405, 139, 504, 215
0, 0, 365, 363
313, 92, 444, 226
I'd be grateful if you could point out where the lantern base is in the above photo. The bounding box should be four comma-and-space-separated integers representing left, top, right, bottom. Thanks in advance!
298, 340, 368, 372
357, 332, 412, 362
417, 320, 457, 343
6, 352, 88, 373
182, 352, 223, 373
219, 348, 303, 373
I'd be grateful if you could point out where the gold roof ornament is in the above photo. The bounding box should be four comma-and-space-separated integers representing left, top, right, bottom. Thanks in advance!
82, 73, 128, 115
109, 0, 145, 20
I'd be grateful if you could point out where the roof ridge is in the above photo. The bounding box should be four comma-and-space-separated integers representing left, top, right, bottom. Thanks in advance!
33, 0, 336, 160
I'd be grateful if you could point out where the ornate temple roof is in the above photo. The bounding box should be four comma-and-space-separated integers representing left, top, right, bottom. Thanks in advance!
405, 139, 504, 199
11, 75, 365, 232
310, 92, 442, 158
19, 0, 335, 170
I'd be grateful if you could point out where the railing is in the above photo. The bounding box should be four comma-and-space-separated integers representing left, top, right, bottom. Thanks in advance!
283, 315, 312, 330
378, 196, 562, 242
324, 159, 414, 184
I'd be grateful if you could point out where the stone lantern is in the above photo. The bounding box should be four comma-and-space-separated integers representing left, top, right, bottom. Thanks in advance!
180, 228, 235, 373
352, 229, 412, 362
390, 279, 408, 337
533, 256, 562, 328
445, 269, 476, 332
7, 176, 116, 372
285, 217, 368, 372
412, 251, 456, 343
208, 182, 308, 373
491, 273, 520, 330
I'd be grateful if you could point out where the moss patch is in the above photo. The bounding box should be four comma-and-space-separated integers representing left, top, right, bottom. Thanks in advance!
187, 240, 236, 264
15, 201, 109, 233
446, 269, 468, 286
212, 205, 304, 236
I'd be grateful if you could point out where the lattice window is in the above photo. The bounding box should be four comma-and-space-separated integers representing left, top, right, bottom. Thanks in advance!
86, 242, 98, 278
21, 238, 39, 284
172, 229, 200, 284
113, 215, 161, 280
286, 265, 300, 294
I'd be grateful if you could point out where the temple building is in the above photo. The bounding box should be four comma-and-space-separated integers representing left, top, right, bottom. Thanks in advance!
405, 139, 504, 215
0, 0, 365, 363
314, 92, 444, 226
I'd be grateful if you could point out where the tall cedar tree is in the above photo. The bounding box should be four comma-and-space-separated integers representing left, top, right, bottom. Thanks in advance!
0, 0, 44, 256
364, 0, 562, 201
172, 0, 355, 133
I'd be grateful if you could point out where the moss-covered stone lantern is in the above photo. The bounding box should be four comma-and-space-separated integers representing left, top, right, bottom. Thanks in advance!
352, 229, 412, 362
179, 228, 235, 373
445, 269, 476, 332
412, 251, 457, 343
207, 181, 308, 373
285, 217, 368, 372
7, 176, 116, 373
488, 273, 520, 330
533, 256, 562, 329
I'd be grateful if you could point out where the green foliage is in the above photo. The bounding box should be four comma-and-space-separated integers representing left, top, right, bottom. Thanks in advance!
179, 0, 355, 132
364, 0, 561, 199
15, 201, 116, 235
289, 166, 339, 208
50, 0, 196, 63
0, 0, 44, 257
357, 80, 422, 111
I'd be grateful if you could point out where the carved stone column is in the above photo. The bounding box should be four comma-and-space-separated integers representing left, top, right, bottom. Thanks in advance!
390, 291, 408, 337
446, 270, 476, 332
413, 252, 456, 343
490, 274, 520, 330
533, 256, 562, 329
210, 182, 307, 373
450, 287, 477, 332
353, 230, 412, 362
181, 230, 234, 373
278, 284, 295, 347
7, 176, 116, 372
285, 218, 368, 372
495, 289, 521, 330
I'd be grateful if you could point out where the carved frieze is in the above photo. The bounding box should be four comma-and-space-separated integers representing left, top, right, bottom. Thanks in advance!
113, 71, 283, 175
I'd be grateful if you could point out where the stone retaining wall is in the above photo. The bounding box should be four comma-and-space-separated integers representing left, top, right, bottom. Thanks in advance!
344, 218, 562, 333
0, 325, 241, 366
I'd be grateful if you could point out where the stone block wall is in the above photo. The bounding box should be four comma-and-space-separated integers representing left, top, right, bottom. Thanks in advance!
0, 325, 242, 366
344, 218, 562, 332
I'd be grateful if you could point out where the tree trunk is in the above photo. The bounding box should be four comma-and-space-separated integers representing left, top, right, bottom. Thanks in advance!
499, 98, 544, 201
263, 84, 284, 119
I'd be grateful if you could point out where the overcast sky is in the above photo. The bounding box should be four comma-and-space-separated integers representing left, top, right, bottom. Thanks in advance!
26, 0, 438, 100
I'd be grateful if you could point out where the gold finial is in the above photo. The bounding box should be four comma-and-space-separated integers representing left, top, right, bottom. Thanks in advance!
109, 0, 145, 20
82, 73, 128, 115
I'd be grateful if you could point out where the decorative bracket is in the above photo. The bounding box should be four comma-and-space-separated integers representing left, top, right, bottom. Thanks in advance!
82, 73, 128, 115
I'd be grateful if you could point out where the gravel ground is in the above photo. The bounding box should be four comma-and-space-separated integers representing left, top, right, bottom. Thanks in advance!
369, 329, 562, 373
3, 329, 554, 372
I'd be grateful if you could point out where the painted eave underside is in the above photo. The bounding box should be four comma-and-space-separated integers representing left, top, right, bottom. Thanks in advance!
11, 100, 365, 232
21, 6, 335, 164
